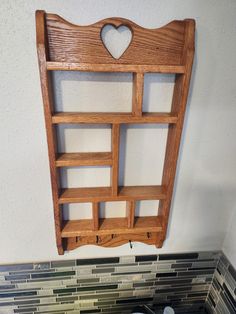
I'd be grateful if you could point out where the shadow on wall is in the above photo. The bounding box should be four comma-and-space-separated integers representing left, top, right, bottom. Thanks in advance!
167, 182, 236, 246
157, 28, 233, 244
165, 28, 198, 241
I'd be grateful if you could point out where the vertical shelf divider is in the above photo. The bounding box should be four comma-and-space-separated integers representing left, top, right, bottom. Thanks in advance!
126, 200, 135, 228
132, 72, 144, 116
92, 202, 99, 231
111, 124, 120, 196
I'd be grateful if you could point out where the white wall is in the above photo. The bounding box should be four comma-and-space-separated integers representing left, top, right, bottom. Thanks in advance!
223, 208, 236, 268
1, 0, 236, 264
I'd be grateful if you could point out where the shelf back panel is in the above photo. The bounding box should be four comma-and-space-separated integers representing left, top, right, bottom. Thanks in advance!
45, 14, 186, 65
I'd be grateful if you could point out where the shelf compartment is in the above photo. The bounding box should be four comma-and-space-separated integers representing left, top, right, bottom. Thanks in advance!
52, 112, 178, 124
56, 152, 113, 167
46, 62, 185, 74
59, 185, 167, 204
61, 216, 163, 237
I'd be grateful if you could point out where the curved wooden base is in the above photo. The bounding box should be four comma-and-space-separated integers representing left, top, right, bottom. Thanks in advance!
64, 232, 164, 251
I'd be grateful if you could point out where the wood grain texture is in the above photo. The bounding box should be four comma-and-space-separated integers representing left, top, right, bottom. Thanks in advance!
47, 62, 185, 73
66, 232, 161, 249
92, 202, 99, 231
126, 200, 135, 228
52, 112, 178, 124
132, 73, 144, 116
59, 185, 167, 204
56, 152, 112, 167
158, 19, 195, 242
111, 124, 120, 196
61, 216, 162, 237
36, 11, 64, 255
45, 14, 186, 65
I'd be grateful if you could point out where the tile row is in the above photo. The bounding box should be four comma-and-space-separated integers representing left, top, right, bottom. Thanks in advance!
0, 251, 224, 313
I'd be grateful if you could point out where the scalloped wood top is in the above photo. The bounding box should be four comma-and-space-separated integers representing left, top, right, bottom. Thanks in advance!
36, 11, 195, 66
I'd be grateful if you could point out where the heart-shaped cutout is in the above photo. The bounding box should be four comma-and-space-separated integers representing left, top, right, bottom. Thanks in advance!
101, 24, 132, 59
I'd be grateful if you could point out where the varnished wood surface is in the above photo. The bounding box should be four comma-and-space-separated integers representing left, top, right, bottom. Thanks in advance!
45, 14, 186, 65
61, 216, 162, 237
127, 200, 135, 228
132, 73, 144, 116
36, 11, 64, 255
59, 185, 167, 204
66, 232, 162, 249
111, 124, 120, 196
158, 20, 195, 242
46, 62, 185, 73
52, 112, 178, 124
36, 11, 195, 254
92, 202, 99, 231
56, 152, 112, 167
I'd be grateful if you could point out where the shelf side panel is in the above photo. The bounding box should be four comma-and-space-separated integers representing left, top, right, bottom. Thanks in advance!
159, 19, 195, 241
36, 11, 64, 255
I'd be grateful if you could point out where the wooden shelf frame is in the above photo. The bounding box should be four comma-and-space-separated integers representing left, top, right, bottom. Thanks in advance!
59, 185, 167, 204
46, 62, 186, 73
61, 216, 163, 237
36, 11, 195, 255
51, 112, 178, 124
55, 152, 113, 167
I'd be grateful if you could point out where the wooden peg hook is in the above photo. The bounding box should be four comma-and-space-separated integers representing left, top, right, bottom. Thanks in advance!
129, 240, 133, 249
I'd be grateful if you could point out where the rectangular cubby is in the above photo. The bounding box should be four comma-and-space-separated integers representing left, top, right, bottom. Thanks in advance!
36, 11, 195, 254
52, 71, 133, 112
63, 203, 93, 220
56, 124, 111, 153
60, 167, 111, 188
119, 124, 168, 186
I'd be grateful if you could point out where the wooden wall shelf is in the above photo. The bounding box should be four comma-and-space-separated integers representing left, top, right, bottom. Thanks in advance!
36, 11, 195, 255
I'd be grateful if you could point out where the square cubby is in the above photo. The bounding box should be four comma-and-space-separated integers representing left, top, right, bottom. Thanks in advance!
99, 201, 127, 218
143, 73, 175, 113
63, 203, 92, 220
135, 200, 159, 217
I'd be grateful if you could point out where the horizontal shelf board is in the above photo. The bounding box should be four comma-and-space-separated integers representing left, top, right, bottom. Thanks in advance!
47, 62, 185, 73
59, 185, 166, 203
61, 216, 163, 237
56, 152, 113, 167
52, 112, 178, 124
